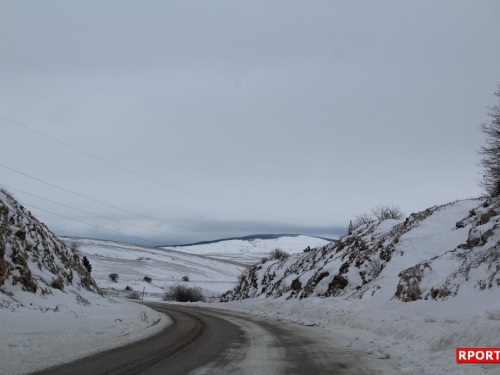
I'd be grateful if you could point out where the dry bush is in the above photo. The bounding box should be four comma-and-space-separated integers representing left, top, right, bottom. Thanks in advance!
143, 276, 152, 283
371, 204, 405, 221
109, 273, 119, 282
269, 248, 290, 261
69, 242, 80, 253
163, 284, 205, 302
351, 204, 404, 231
125, 285, 133, 291
127, 290, 141, 300
368, 258, 383, 278
352, 213, 374, 229
51, 277, 64, 291
182, 275, 189, 282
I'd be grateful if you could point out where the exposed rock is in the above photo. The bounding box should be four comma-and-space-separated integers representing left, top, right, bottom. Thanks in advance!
14, 230, 26, 241
0, 190, 100, 301
290, 277, 302, 291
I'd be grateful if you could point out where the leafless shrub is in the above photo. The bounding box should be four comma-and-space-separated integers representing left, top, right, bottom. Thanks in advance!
109, 273, 119, 282
69, 241, 80, 253
269, 248, 290, 261
368, 258, 383, 278
261, 257, 269, 264
182, 275, 189, 282
127, 291, 141, 300
352, 213, 374, 229
143, 276, 152, 283
351, 204, 404, 231
125, 285, 133, 291
371, 204, 405, 221
51, 277, 64, 291
163, 284, 205, 302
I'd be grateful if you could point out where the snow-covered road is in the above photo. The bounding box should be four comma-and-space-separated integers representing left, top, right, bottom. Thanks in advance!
37, 303, 399, 375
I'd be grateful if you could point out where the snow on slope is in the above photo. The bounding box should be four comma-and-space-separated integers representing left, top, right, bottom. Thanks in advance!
0, 189, 170, 375
221, 198, 500, 374
169, 235, 333, 265
65, 237, 246, 297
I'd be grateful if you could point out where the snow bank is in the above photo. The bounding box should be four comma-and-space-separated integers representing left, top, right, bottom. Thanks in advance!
0, 189, 171, 374
1, 298, 171, 374
206, 295, 499, 375
217, 198, 500, 374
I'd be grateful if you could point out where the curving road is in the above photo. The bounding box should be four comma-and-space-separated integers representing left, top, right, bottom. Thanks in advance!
36, 303, 397, 375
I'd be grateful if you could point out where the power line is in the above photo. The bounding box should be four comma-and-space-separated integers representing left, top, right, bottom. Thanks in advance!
0, 163, 222, 237
0, 113, 336, 225
20, 202, 165, 246
0, 183, 203, 242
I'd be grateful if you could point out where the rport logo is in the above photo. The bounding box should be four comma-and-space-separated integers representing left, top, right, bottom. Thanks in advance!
456, 348, 500, 363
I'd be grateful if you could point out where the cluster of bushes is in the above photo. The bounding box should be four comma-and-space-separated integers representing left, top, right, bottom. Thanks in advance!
350, 204, 405, 231
260, 248, 290, 264
163, 284, 205, 302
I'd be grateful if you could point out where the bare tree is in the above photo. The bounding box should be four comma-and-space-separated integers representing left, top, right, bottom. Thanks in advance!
479, 85, 500, 196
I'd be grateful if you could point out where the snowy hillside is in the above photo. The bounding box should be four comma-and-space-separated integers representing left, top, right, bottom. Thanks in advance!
0, 188, 101, 310
169, 234, 334, 265
221, 198, 500, 375
64, 237, 246, 298
0, 189, 169, 374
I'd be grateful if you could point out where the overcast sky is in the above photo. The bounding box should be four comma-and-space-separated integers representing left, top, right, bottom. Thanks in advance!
1, 1, 500, 246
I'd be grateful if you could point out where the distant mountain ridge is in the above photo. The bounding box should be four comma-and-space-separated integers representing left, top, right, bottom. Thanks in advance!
162, 233, 338, 248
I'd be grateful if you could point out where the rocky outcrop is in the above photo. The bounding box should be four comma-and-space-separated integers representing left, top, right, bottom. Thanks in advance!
0, 188, 99, 305
222, 197, 500, 303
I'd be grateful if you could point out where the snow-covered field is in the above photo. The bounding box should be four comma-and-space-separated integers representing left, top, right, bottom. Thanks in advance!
169, 235, 333, 265
64, 237, 246, 298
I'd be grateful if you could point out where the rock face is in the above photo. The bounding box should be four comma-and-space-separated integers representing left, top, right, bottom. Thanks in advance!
222, 197, 500, 303
0, 188, 99, 308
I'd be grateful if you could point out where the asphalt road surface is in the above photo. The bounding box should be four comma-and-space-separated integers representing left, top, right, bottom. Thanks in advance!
36, 303, 398, 375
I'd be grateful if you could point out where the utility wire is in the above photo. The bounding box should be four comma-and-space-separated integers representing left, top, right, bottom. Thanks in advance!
0, 163, 222, 237
20, 202, 165, 246
0, 183, 203, 242
0, 113, 336, 224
